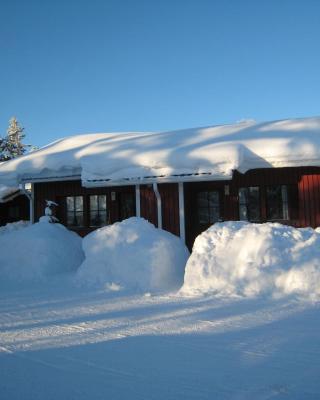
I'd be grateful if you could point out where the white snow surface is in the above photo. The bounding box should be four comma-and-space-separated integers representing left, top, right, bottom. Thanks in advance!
0, 284, 319, 400
182, 221, 320, 299
1, 219, 320, 398
0, 116, 320, 186
77, 217, 189, 293
0, 220, 84, 285
0, 220, 29, 235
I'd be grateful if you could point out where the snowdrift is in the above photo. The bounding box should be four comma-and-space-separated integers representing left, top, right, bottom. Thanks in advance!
0, 220, 84, 285
76, 217, 189, 292
181, 222, 320, 299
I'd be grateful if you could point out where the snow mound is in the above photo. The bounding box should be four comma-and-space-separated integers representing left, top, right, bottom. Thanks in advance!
76, 217, 190, 293
0, 221, 84, 285
181, 222, 320, 299
0, 220, 30, 235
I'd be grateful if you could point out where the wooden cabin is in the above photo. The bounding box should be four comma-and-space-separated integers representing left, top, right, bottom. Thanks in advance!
1, 116, 320, 249
32, 166, 320, 250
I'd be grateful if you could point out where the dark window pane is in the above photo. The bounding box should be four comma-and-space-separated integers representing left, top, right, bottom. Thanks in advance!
239, 204, 248, 221
89, 195, 108, 227
199, 208, 210, 224
198, 197, 208, 208
75, 212, 84, 227
66, 196, 84, 227
238, 187, 260, 222
75, 196, 83, 212
198, 191, 220, 224
66, 197, 74, 211
90, 195, 98, 211
209, 207, 220, 223
239, 188, 248, 204
267, 185, 288, 220
99, 195, 107, 211
67, 211, 83, 227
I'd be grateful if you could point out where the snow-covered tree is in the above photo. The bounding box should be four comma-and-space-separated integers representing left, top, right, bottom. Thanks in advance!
0, 117, 32, 161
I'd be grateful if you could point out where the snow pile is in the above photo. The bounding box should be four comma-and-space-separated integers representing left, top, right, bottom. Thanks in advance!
0, 117, 320, 186
76, 217, 189, 292
181, 222, 320, 299
0, 221, 84, 285
0, 220, 29, 235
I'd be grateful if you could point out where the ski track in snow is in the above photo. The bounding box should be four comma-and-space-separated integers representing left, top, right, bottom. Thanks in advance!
0, 285, 320, 400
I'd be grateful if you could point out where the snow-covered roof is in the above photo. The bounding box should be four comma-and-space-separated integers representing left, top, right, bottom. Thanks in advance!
0, 116, 320, 187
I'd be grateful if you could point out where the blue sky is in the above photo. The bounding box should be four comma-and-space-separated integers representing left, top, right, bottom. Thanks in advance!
1, 0, 320, 147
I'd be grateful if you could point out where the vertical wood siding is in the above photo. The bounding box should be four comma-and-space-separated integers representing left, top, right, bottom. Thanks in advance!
32, 166, 320, 245
139, 183, 180, 236
159, 183, 180, 236
140, 185, 158, 227
299, 174, 320, 228
34, 181, 181, 238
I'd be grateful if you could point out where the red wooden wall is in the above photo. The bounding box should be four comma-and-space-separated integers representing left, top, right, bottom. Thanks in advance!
32, 166, 320, 246
34, 180, 181, 238
139, 183, 180, 236
299, 174, 320, 227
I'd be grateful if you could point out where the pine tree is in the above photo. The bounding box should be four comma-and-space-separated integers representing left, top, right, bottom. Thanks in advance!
0, 117, 31, 161
6, 117, 26, 158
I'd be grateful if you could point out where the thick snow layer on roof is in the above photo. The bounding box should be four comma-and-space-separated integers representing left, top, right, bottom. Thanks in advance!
1, 116, 320, 186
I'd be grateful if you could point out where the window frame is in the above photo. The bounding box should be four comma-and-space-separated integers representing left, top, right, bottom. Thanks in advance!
89, 194, 108, 227
266, 184, 289, 221
66, 196, 84, 227
238, 186, 261, 222
197, 190, 221, 225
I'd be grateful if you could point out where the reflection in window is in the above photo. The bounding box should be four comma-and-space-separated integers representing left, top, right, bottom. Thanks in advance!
239, 187, 260, 222
266, 185, 289, 220
66, 196, 84, 227
197, 191, 220, 224
90, 195, 108, 227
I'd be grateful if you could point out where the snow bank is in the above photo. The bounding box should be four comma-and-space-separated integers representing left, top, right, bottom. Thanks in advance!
181, 222, 320, 299
0, 117, 320, 187
0, 220, 29, 235
0, 221, 84, 285
76, 217, 189, 293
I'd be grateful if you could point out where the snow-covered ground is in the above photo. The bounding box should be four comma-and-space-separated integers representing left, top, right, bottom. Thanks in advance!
1, 219, 320, 399
0, 282, 319, 400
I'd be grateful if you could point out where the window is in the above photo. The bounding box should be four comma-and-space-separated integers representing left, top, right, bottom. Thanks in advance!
266, 185, 289, 220
239, 187, 260, 222
197, 191, 220, 224
66, 196, 84, 227
89, 195, 108, 227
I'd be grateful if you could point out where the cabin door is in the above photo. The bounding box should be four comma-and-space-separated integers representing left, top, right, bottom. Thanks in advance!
185, 184, 224, 249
